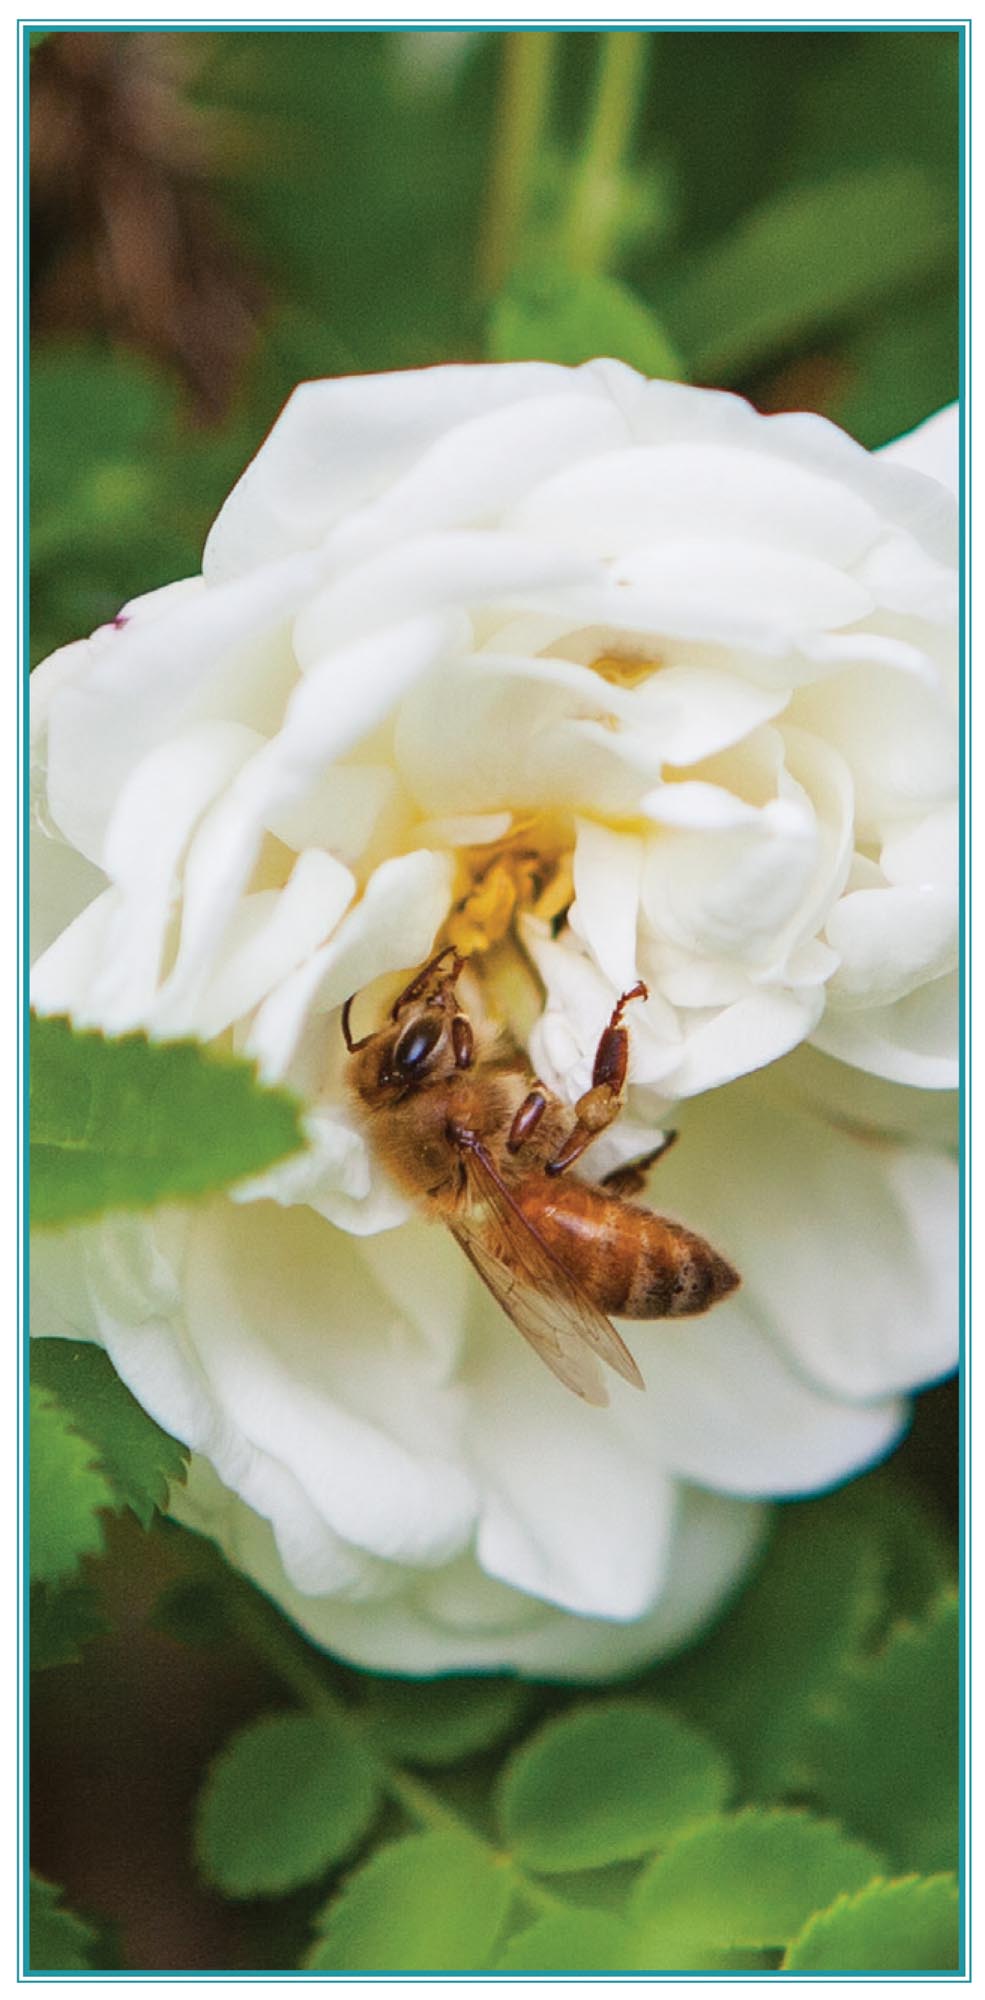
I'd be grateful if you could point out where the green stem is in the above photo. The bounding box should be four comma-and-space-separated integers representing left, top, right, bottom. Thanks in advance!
562, 30, 650, 275
478, 30, 558, 296
230, 1586, 563, 1921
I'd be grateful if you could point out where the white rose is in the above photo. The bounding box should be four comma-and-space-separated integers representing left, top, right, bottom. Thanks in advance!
31, 363, 959, 1677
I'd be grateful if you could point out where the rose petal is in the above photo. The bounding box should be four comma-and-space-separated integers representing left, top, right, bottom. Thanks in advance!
570, 818, 642, 990
461, 1305, 678, 1618
204, 362, 600, 581
170, 1462, 766, 1677
878, 402, 960, 497
825, 883, 958, 1008
193, 849, 357, 1040
645, 1066, 958, 1403
44, 557, 316, 862
293, 533, 593, 664
247, 848, 453, 1080
181, 1199, 479, 1567
812, 968, 958, 1088
507, 441, 880, 567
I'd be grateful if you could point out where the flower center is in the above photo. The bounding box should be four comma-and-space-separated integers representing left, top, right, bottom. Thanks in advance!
445, 817, 574, 956
590, 651, 662, 688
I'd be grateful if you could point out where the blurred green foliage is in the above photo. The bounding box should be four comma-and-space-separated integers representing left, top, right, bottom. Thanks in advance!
28, 1446, 959, 1973
30, 27, 959, 665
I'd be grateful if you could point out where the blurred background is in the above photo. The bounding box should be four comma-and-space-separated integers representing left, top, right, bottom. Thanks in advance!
29, 26, 961, 1971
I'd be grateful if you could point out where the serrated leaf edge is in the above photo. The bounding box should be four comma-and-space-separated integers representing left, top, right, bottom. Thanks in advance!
780, 1871, 960, 1971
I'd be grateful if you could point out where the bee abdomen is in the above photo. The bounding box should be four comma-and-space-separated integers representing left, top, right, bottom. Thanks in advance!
518, 1182, 739, 1320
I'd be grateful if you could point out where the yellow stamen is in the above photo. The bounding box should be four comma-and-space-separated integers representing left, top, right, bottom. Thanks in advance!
591, 652, 662, 687
445, 817, 575, 955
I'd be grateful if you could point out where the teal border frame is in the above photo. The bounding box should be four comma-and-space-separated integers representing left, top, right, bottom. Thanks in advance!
19, 16, 971, 1980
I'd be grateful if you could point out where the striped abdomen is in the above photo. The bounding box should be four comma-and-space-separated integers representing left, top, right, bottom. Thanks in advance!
516, 1178, 739, 1320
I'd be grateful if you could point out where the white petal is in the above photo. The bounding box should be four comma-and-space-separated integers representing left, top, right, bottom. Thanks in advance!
30, 823, 107, 964
232, 1110, 412, 1238
344, 390, 626, 545
31, 1227, 102, 1342
629, 377, 956, 564
169, 1464, 766, 1677
395, 653, 660, 820
461, 1299, 677, 1619
247, 848, 453, 1080
640, 794, 818, 968
647, 1067, 958, 1404
780, 1043, 959, 1149
878, 403, 960, 497
204, 361, 593, 581
634, 665, 789, 763
43, 555, 316, 862
610, 538, 873, 640
91, 722, 263, 1032
625, 1304, 903, 1496
507, 441, 880, 566
570, 819, 642, 990
193, 850, 356, 1039
31, 889, 119, 1020
265, 764, 406, 866
655, 985, 824, 1098
825, 884, 958, 1008
523, 929, 681, 1101
812, 969, 958, 1088
293, 533, 592, 665
855, 529, 957, 623
181, 1199, 478, 1567
881, 802, 958, 890
788, 661, 956, 842
150, 615, 455, 1035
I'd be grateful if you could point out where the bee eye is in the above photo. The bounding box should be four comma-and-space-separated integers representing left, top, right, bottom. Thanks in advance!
393, 1014, 444, 1078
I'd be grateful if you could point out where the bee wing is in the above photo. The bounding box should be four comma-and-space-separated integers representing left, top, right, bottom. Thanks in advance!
449, 1130, 645, 1406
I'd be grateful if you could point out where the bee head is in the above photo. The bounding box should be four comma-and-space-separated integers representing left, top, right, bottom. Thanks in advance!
342, 948, 474, 1101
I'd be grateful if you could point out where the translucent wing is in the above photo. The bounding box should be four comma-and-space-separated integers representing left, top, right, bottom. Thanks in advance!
449, 1129, 645, 1406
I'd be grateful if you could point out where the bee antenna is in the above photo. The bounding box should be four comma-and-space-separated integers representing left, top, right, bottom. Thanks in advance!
341, 994, 372, 1053
390, 945, 466, 1020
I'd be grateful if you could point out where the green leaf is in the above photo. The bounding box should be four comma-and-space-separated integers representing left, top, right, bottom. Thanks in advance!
30, 1339, 187, 1527
152, 1579, 232, 1650
30, 1016, 305, 1228
829, 294, 960, 452
31, 1579, 107, 1670
799, 1590, 959, 1874
29, 1387, 114, 1587
630, 1808, 885, 1958
646, 1487, 884, 1797
358, 1672, 531, 1768
784, 1873, 960, 1973
29, 1874, 98, 1972
195, 1710, 382, 1898
842, 1467, 956, 1640
489, 268, 682, 378
497, 1699, 731, 1874
664, 162, 955, 380
306, 1830, 513, 1972
496, 1909, 636, 1973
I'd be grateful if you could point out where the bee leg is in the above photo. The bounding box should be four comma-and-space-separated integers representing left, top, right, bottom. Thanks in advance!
547, 983, 648, 1177
507, 1088, 547, 1153
390, 946, 464, 1019
601, 1132, 679, 1197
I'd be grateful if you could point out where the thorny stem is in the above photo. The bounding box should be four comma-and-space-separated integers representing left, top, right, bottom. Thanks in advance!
477, 30, 558, 296
230, 1585, 563, 1920
562, 30, 650, 275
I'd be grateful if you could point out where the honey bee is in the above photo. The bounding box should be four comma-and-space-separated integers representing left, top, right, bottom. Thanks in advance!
343, 948, 739, 1406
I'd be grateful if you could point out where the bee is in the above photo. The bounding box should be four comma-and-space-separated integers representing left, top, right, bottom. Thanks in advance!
342, 948, 739, 1406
